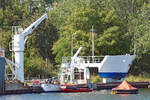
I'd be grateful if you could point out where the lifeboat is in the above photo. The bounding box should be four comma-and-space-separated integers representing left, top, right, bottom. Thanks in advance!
111, 80, 138, 94
61, 86, 93, 92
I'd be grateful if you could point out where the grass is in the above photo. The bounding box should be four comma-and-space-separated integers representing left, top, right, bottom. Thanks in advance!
90, 75, 102, 83
90, 74, 150, 83
126, 75, 150, 82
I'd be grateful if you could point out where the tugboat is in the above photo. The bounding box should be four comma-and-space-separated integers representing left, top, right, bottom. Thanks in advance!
61, 85, 93, 92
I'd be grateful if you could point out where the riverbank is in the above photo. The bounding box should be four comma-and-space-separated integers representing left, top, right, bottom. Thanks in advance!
1, 89, 150, 100
126, 75, 150, 82
0, 81, 149, 95
90, 75, 150, 83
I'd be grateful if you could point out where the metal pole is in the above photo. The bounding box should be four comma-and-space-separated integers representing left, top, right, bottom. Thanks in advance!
92, 26, 94, 57
71, 32, 76, 57
71, 34, 73, 57
134, 43, 136, 55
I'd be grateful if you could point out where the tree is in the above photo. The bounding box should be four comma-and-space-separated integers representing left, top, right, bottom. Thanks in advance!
130, 4, 150, 57
0, 0, 30, 58
128, 4, 150, 75
0, 0, 58, 77
52, 0, 128, 64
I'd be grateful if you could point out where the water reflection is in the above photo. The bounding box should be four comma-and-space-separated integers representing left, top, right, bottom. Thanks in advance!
0, 89, 150, 100
118, 94, 129, 96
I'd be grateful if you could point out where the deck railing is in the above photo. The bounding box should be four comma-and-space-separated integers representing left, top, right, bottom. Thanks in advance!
62, 56, 104, 64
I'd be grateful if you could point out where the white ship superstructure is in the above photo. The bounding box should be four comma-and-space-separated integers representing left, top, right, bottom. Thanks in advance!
60, 56, 103, 84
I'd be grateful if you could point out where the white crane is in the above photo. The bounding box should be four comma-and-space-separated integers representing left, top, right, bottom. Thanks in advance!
13, 13, 48, 83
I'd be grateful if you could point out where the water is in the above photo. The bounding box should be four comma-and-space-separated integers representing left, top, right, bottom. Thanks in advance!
0, 89, 150, 100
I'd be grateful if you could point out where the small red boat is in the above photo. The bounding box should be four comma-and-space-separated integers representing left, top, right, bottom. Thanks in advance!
61, 86, 93, 92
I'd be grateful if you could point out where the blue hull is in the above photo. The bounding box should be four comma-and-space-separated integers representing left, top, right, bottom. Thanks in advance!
99, 72, 127, 79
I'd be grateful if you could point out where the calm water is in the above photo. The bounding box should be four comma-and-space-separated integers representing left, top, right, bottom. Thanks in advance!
0, 89, 150, 100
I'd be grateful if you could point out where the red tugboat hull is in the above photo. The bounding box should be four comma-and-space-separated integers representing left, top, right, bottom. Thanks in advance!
61, 86, 93, 92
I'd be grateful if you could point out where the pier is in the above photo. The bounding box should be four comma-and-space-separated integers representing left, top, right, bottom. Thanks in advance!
96, 82, 149, 90
0, 82, 149, 95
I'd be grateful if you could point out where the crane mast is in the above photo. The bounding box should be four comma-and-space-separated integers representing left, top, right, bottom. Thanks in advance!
13, 13, 48, 83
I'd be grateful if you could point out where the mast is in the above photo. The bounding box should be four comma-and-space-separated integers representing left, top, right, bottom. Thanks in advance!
92, 25, 94, 57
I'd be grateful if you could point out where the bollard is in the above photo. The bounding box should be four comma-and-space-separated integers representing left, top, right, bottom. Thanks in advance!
0, 57, 5, 92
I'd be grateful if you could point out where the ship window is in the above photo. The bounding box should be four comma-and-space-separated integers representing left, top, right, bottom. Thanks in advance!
74, 68, 84, 80
74, 68, 79, 72
81, 72, 84, 79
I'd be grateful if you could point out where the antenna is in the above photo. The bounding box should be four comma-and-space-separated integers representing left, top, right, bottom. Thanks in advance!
91, 25, 94, 57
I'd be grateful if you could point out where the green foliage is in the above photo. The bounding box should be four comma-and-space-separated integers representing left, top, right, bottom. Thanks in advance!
0, 0, 58, 78
44, 0, 61, 4
91, 75, 102, 83
48, 0, 82, 29
1, 0, 150, 78
0, 0, 31, 58
129, 4, 150, 57
26, 15, 58, 63
24, 48, 45, 77
23, 13, 58, 77
50, 0, 150, 76
126, 74, 150, 82
52, 0, 129, 64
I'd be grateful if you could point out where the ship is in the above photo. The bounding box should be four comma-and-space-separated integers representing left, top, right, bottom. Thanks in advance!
59, 47, 136, 84
61, 85, 93, 92
99, 55, 136, 79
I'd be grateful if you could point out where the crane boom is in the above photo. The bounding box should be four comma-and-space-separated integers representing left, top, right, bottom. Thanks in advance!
73, 47, 82, 58
23, 13, 48, 37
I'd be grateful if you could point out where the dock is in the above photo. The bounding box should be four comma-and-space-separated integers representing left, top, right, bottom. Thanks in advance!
96, 82, 149, 90
0, 82, 149, 95
0, 89, 43, 95
74, 82, 150, 90
0, 85, 44, 95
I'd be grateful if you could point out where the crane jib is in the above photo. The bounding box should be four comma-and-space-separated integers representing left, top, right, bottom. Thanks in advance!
32, 26, 35, 30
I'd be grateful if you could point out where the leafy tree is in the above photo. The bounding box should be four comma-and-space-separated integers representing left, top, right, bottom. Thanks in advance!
48, 0, 81, 29
128, 4, 150, 75
52, 0, 128, 63
0, 0, 30, 58
0, 0, 57, 78
129, 4, 150, 57
1, 0, 150, 78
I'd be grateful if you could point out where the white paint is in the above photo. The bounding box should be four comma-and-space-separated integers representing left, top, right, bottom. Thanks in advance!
13, 34, 24, 83
41, 84, 61, 92
14, 34, 24, 51
14, 51, 24, 82
99, 55, 136, 73
12, 14, 48, 83
60, 54, 136, 84
102, 78, 125, 83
